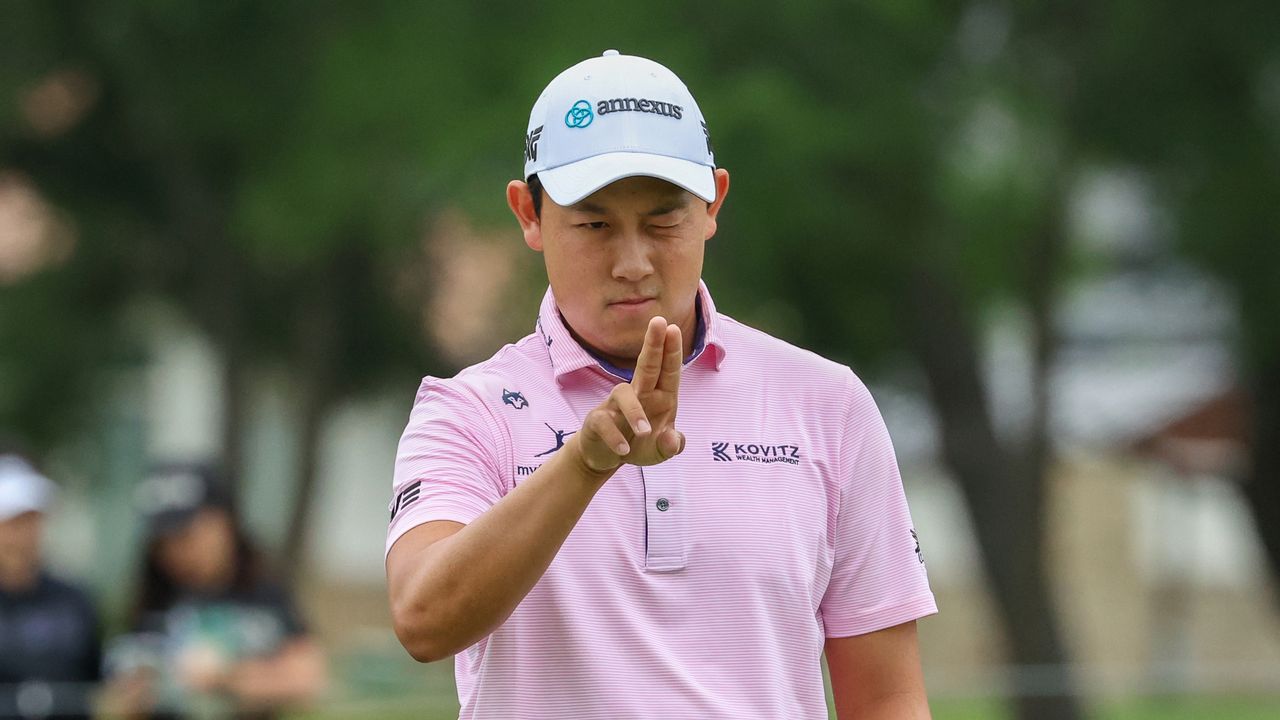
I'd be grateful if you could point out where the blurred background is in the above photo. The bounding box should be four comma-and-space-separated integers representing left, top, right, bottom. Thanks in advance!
2, 1, 1278, 718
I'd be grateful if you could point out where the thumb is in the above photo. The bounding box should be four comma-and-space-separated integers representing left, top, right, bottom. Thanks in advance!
658, 429, 686, 460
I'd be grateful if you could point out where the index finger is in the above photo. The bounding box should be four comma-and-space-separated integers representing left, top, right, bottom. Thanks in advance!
631, 316, 667, 391
657, 323, 682, 394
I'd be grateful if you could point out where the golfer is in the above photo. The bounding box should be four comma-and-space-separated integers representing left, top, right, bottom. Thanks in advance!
386, 50, 936, 719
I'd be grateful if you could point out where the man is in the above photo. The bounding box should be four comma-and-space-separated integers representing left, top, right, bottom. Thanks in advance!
0, 453, 101, 720
386, 50, 936, 719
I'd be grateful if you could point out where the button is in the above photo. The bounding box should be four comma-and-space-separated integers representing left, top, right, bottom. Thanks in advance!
656, 498, 670, 512
602, 49, 620, 57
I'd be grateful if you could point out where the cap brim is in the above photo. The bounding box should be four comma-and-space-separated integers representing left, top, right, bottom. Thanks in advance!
0, 503, 45, 523
538, 152, 716, 206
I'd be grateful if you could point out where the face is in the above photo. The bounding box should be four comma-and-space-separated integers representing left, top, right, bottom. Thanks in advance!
0, 511, 43, 568
509, 169, 730, 368
156, 508, 237, 591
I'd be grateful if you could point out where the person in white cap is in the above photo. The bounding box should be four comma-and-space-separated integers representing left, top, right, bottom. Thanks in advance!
0, 452, 102, 720
386, 51, 935, 719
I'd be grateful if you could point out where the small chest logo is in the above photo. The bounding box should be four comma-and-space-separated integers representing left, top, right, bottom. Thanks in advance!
502, 389, 528, 410
711, 441, 801, 465
535, 423, 575, 457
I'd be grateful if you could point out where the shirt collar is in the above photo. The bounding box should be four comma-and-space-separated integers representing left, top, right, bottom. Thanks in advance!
538, 280, 728, 385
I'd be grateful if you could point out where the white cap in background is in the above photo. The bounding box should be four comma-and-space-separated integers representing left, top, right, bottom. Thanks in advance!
0, 455, 55, 522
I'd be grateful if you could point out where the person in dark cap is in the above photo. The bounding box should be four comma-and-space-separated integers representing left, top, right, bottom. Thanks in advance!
101, 463, 325, 720
0, 452, 101, 720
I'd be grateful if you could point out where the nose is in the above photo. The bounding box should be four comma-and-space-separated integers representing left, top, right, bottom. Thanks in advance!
611, 231, 654, 282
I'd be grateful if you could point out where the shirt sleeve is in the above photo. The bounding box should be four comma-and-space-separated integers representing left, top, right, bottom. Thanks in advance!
385, 376, 508, 560
819, 372, 937, 638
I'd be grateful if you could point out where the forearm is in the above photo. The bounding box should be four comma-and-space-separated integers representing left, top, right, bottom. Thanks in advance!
827, 623, 930, 720
227, 640, 326, 708
390, 434, 614, 660
835, 691, 931, 720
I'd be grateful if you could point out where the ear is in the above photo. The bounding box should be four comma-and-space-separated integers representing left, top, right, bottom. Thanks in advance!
507, 180, 544, 252
702, 168, 731, 241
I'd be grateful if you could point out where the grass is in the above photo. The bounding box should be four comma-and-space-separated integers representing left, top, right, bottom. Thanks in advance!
289, 651, 1280, 718
292, 694, 1280, 719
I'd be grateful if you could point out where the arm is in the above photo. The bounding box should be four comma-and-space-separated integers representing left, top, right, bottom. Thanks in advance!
386, 317, 686, 662
386, 434, 614, 662
96, 671, 158, 719
225, 638, 327, 709
826, 621, 930, 720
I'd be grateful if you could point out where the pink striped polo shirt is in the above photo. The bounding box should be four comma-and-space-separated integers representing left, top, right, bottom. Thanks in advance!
386, 281, 936, 719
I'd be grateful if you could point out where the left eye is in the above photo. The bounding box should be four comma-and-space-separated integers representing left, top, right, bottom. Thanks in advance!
579, 222, 607, 230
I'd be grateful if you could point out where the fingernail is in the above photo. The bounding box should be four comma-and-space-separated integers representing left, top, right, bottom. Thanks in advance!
616, 441, 630, 455
637, 420, 651, 434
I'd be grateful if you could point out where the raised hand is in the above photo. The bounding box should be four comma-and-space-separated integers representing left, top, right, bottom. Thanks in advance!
575, 316, 685, 473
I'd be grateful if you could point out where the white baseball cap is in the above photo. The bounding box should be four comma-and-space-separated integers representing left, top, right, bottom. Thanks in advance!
523, 50, 716, 206
0, 454, 55, 522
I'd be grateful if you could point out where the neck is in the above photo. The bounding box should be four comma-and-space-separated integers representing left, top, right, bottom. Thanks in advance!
0, 555, 39, 593
572, 301, 701, 373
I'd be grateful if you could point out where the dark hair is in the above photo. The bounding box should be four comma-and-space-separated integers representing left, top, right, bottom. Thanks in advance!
528, 174, 544, 218
129, 506, 266, 628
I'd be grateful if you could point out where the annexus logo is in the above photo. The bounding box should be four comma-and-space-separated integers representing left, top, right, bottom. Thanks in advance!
502, 389, 528, 410
389, 481, 421, 521
710, 441, 801, 465
596, 97, 683, 119
524, 125, 543, 162
565, 100, 594, 128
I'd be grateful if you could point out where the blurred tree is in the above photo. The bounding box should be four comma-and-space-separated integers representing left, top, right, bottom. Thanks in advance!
0, 1, 457, 574
1071, 1, 1280, 605
0, 7, 140, 455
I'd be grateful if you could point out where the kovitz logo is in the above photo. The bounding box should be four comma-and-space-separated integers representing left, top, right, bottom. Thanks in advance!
711, 441, 801, 465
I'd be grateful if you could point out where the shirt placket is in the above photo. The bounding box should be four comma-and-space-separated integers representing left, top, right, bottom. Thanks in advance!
639, 464, 687, 572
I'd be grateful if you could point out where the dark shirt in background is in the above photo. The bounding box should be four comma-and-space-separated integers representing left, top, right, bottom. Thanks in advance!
0, 573, 101, 720
109, 581, 307, 720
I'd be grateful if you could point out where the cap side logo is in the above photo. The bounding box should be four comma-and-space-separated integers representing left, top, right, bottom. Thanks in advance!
565, 100, 594, 129
525, 125, 543, 162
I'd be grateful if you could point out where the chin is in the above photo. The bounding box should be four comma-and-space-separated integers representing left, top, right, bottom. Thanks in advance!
588, 332, 643, 364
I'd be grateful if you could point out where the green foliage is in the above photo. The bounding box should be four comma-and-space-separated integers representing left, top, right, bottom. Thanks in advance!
2, 0, 1276, 449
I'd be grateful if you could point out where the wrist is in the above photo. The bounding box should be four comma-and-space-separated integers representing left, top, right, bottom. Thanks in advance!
562, 434, 619, 486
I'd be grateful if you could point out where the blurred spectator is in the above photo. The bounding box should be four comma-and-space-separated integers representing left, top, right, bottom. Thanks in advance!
0, 453, 101, 720
101, 464, 325, 720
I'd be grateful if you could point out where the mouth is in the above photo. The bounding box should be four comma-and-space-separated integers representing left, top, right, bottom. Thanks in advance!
608, 296, 657, 308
